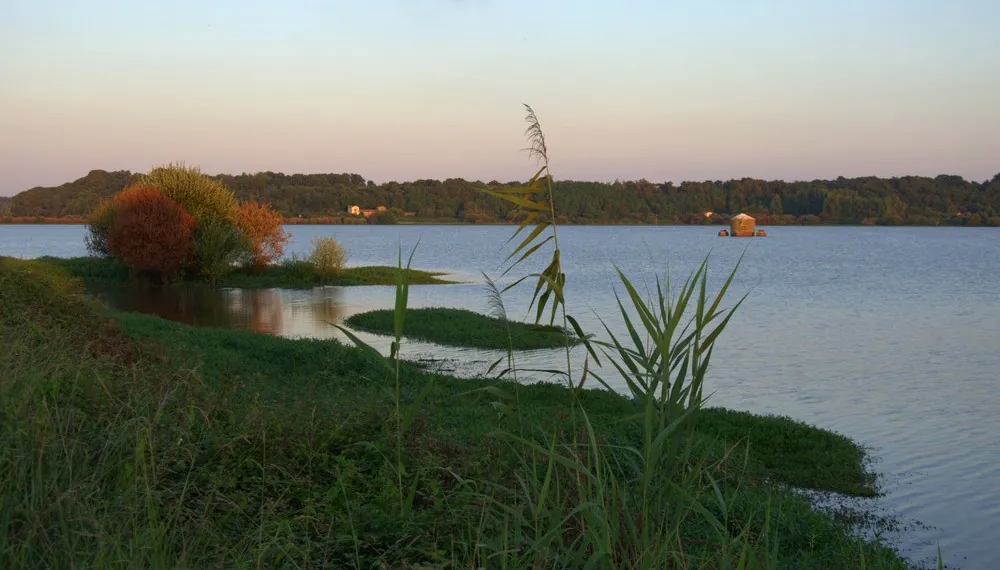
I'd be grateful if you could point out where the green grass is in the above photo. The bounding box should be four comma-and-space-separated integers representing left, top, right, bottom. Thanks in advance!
345, 307, 579, 350
35, 255, 454, 289
0, 257, 914, 568
694, 407, 877, 496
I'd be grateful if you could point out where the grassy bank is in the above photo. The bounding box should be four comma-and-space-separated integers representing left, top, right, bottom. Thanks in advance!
36, 255, 454, 289
346, 307, 579, 350
0, 257, 914, 568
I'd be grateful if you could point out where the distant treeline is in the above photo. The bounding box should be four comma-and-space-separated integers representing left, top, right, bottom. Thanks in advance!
0, 196, 10, 216
6, 169, 1000, 226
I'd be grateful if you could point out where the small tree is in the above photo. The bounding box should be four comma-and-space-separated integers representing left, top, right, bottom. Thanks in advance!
85, 198, 116, 257
236, 201, 289, 269
107, 184, 195, 281
310, 237, 347, 277
193, 218, 252, 286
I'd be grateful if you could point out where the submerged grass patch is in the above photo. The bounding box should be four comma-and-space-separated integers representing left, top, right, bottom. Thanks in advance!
345, 307, 579, 350
35, 255, 454, 289
0, 258, 913, 568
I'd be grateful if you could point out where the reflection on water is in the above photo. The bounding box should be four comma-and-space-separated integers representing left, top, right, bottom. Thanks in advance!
94, 281, 574, 394
94, 282, 550, 380
97, 285, 346, 337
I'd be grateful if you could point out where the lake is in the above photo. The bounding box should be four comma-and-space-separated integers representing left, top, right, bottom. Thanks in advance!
2, 223, 998, 569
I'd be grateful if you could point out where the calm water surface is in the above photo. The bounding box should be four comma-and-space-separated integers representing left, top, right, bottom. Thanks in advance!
2, 223, 998, 569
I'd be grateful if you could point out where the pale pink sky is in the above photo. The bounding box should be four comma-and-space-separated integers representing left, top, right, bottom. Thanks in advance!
2, 0, 998, 195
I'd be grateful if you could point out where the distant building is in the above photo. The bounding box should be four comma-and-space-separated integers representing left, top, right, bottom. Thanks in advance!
730, 213, 756, 237
348, 204, 389, 218
704, 210, 714, 219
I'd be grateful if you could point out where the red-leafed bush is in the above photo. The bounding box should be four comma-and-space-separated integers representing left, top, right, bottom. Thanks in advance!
107, 183, 196, 280
236, 201, 289, 268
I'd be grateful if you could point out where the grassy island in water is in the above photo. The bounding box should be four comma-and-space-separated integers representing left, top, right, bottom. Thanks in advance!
346, 307, 579, 350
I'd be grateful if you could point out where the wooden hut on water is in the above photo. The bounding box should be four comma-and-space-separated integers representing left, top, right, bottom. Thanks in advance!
729, 213, 756, 237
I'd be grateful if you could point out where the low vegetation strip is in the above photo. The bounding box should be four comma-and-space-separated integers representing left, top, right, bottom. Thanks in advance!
217, 263, 453, 288
37, 256, 454, 289
345, 307, 578, 349
0, 257, 912, 568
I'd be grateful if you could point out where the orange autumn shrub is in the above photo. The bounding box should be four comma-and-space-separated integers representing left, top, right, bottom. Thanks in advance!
107, 183, 196, 280
236, 201, 289, 268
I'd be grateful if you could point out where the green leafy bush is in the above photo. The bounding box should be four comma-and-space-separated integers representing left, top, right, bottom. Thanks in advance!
84, 198, 115, 257
193, 218, 253, 286
309, 237, 347, 276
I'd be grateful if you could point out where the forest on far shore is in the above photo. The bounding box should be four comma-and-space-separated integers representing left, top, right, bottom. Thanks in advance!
5, 169, 1000, 226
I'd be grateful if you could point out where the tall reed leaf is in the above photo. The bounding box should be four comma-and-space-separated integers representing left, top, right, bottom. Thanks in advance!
481, 104, 565, 328
334, 242, 430, 515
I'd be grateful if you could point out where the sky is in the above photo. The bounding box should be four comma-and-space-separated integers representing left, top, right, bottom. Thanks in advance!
1, 0, 998, 195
